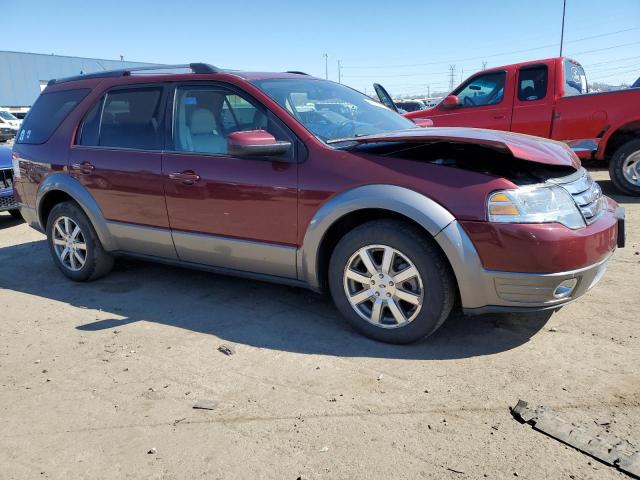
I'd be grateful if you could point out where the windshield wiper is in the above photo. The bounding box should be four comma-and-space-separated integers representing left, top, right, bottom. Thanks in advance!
326, 133, 370, 145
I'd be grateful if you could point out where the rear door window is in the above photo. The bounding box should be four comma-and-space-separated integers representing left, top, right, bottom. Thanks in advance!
518, 65, 548, 101
564, 61, 588, 96
79, 87, 165, 150
16, 89, 89, 144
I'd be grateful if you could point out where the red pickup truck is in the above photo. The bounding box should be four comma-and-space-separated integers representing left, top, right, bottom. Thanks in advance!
376, 57, 640, 196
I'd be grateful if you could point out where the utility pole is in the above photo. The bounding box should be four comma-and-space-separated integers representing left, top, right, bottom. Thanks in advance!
427, 85, 430, 97
459, 67, 464, 84
482, 61, 487, 70
448, 65, 456, 91
323, 53, 329, 80
559, 0, 567, 57
337, 60, 342, 84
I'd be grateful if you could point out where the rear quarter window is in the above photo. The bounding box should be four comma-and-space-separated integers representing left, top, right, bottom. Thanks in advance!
16, 89, 89, 144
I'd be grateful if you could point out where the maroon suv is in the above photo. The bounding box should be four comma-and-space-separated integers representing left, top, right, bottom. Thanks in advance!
12, 63, 624, 343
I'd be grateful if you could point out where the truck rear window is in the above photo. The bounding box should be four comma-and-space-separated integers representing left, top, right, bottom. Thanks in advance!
563, 61, 587, 97
16, 89, 89, 144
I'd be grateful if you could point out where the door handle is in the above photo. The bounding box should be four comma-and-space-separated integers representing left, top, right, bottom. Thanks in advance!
169, 171, 200, 185
493, 114, 506, 120
70, 162, 95, 174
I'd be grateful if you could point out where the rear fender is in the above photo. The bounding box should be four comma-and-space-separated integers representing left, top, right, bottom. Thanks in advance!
36, 173, 116, 251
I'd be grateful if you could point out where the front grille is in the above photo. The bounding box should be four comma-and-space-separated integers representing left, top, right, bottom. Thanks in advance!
550, 168, 605, 225
0, 168, 14, 190
0, 194, 17, 210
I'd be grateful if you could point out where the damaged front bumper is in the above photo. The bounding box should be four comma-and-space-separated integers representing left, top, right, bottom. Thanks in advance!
435, 206, 623, 316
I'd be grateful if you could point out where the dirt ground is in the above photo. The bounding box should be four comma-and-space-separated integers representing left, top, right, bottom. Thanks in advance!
0, 170, 638, 480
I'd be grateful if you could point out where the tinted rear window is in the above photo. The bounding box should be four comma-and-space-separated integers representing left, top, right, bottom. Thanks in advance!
17, 89, 89, 144
78, 87, 164, 150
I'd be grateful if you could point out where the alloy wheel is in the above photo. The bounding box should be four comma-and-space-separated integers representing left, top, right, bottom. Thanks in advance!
622, 151, 640, 186
343, 244, 424, 329
52, 216, 87, 272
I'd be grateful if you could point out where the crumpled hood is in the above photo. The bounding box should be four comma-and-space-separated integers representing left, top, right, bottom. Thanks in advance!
342, 127, 581, 169
0, 146, 12, 169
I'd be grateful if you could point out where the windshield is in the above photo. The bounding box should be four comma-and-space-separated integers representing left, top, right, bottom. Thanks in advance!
564, 60, 588, 96
0, 111, 18, 121
252, 79, 416, 143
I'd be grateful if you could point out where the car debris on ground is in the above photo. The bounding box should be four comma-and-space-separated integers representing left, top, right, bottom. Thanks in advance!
511, 400, 640, 478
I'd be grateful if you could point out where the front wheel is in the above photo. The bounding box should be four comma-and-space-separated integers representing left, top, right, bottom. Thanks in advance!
46, 201, 114, 281
609, 139, 640, 196
328, 220, 456, 344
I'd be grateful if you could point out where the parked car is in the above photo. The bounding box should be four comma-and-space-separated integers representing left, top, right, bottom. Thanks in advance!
12, 64, 624, 343
0, 110, 22, 130
0, 125, 14, 143
375, 57, 640, 196
0, 111, 19, 142
393, 100, 425, 113
0, 145, 21, 218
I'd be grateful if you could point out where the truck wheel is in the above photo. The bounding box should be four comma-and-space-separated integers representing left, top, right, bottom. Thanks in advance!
609, 139, 640, 196
328, 220, 455, 344
46, 201, 114, 281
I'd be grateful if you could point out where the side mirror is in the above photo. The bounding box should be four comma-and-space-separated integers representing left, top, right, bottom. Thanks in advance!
441, 95, 460, 109
227, 130, 291, 157
412, 118, 433, 128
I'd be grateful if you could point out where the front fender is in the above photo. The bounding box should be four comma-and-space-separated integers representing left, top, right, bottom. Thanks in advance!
298, 184, 456, 290
36, 173, 117, 251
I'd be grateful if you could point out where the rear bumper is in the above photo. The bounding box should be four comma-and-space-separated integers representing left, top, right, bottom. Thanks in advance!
18, 204, 40, 230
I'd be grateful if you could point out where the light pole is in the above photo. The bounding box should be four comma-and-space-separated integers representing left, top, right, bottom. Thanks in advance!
337, 60, 342, 84
559, 0, 567, 57
323, 53, 329, 80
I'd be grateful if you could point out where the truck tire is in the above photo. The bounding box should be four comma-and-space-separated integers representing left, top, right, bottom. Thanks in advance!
609, 139, 640, 196
46, 201, 114, 281
328, 220, 455, 344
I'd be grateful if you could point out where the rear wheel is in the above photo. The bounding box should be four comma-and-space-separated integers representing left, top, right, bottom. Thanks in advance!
46, 201, 114, 281
609, 139, 640, 196
328, 220, 455, 344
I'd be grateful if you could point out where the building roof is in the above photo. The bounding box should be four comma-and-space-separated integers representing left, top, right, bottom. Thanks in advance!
0, 51, 155, 107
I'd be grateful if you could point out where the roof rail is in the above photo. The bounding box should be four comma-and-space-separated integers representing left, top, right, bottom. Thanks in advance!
48, 63, 221, 86
285, 71, 310, 75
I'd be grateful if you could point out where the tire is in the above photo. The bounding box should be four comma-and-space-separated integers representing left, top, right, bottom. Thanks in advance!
9, 209, 22, 220
328, 220, 456, 344
609, 139, 640, 196
46, 201, 114, 281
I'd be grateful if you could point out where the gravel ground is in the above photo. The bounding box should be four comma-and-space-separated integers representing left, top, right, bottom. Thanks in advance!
0, 170, 638, 480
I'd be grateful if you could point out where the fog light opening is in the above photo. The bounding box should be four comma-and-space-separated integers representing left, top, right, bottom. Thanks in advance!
553, 278, 578, 299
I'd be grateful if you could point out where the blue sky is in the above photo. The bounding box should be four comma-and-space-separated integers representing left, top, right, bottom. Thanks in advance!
3, 0, 639, 96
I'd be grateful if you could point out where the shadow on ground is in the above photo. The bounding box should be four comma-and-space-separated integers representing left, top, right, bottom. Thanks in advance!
0, 238, 553, 360
0, 213, 24, 229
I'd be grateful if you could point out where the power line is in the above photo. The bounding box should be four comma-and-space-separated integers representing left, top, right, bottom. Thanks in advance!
341, 26, 640, 70
584, 55, 640, 68
567, 40, 640, 57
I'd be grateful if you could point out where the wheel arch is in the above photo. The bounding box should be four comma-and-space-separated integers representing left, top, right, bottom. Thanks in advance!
298, 185, 456, 291
36, 174, 117, 251
601, 120, 640, 159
